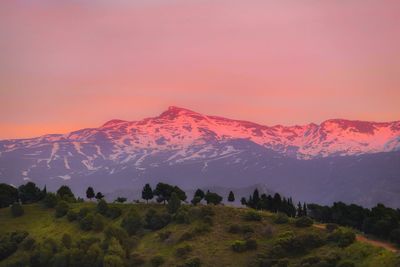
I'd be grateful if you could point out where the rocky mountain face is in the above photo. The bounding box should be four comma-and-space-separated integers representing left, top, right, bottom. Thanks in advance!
0, 106, 399, 207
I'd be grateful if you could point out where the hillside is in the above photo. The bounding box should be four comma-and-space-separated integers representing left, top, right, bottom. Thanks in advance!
1, 202, 399, 267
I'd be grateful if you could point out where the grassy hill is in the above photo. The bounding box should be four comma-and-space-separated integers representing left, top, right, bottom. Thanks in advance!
0, 202, 399, 267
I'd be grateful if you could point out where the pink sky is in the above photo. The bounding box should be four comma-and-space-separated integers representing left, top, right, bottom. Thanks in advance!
0, 0, 399, 139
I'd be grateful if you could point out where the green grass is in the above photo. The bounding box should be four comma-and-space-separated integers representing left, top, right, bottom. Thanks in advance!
0, 203, 399, 267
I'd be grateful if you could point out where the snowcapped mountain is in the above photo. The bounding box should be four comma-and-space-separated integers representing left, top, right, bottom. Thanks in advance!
0, 106, 399, 207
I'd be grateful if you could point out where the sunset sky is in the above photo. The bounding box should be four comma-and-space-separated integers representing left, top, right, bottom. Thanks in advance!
0, 0, 399, 139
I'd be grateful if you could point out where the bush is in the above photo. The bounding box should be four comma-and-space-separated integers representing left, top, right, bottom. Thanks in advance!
42, 193, 58, 208
150, 255, 165, 267
0, 239, 17, 260
328, 229, 356, 247
326, 223, 339, 233
104, 254, 124, 267
55, 201, 69, 218
93, 214, 106, 232
107, 206, 122, 219
10, 203, 24, 217
174, 207, 190, 224
231, 240, 247, 252
193, 223, 211, 235
145, 209, 171, 230
121, 209, 143, 235
243, 210, 262, 221
200, 206, 215, 217
10, 231, 28, 243
168, 192, 181, 214
202, 215, 213, 226
21, 237, 35, 250
78, 207, 91, 220
175, 244, 192, 258
179, 231, 195, 242
274, 213, 289, 224
295, 216, 313, 227
67, 210, 78, 221
97, 199, 108, 216
80, 213, 94, 231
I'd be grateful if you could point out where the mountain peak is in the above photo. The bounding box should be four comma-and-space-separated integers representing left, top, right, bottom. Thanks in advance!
158, 106, 204, 120
101, 119, 127, 127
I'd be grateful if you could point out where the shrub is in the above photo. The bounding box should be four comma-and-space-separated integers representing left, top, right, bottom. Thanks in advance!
168, 192, 181, 214
150, 255, 165, 267
67, 210, 78, 221
55, 201, 69, 218
10, 203, 24, 217
328, 229, 356, 247
202, 215, 213, 226
10, 231, 28, 243
200, 206, 215, 217
145, 209, 171, 230
61, 233, 72, 248
174, 207, 191, 224
179, 231, 195, 242
93, 214, 106, 232
262, 225, 274, 238
191, 196, 202, 206
42, 193, 58, 208
295, 216, 313, 227
97, 199, 109, 216
274, 213, 289, 224
231, 240, 247, 252
80, 213, 94, 231
193, 223, 211, 235
121, 209, 143, 235
107, 206, 122, 219
227, 224, 254, 234
0, 239, 17, 260
78, 207, 91, 220
326, 223, 339, 233
243, 210, 262, 221
175, 244, 192, 258
21, 237, 35, 250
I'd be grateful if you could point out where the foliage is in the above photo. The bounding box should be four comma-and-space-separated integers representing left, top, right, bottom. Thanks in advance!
56, 185, 75, 201
55, 201, 69, 218
115, 197, 127, 203
153, 183, 187, 203
10, 202, 24, 217
93, 214, 106, 232
95, 192, 104, 200
67, 210, 78, 221
97, 199, 109, 216
86, 187, 95, 200
0, 183, 18, 208
243, 210, 262, 221
274, 212, 289, 224
328, 229, 356, 247
228, 191, 235, 202
42, 192, 58, 208
295, 216, 313, 227
204, 191, 223, 205
121, 209, 143, 235
142, 183, 154, 203
175, 244, 192, 258
150, 255, 165, 267
144, 208, 171, 230
80, 213, 95, 231
107, 206, 122, 219
61, 233, 72, 248
18, 182, 43, 204
167, 192, 181, 214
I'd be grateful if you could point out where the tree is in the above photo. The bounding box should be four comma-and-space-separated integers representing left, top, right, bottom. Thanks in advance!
194, 189, 205, 200
167, 192, 181, 214
42, 192, 58, 208
86, 187, 95, 200
204, 192, 223, 205
10, 203, 24, 217
191, 196, 202, 206
144, 209, 171, 230
18, 182, 41, 204
240, 197, 247, 206
228, 191, 235, 202
95, 192, 105, 200
121, 209, 143, 235
115, 197, 127, 203
252, 189, 260, 208
153, 183, 186, 204
142, 184, 153, 203
56, 185, 75, 201
0, 183, 18, 208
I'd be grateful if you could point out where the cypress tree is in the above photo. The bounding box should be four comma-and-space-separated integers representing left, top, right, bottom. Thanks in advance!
297, 202, 303, 217
86, 187, 95, 200
228, 191, 235, 202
